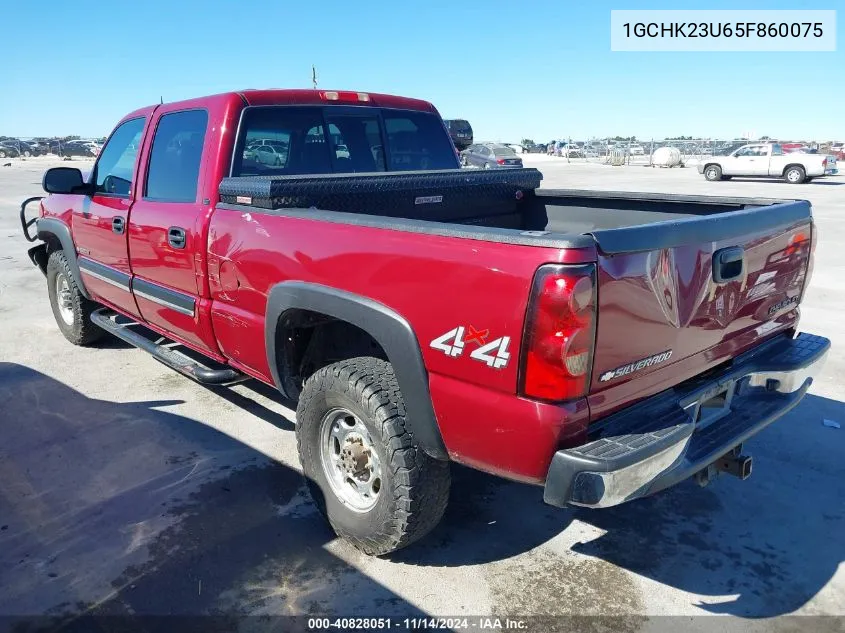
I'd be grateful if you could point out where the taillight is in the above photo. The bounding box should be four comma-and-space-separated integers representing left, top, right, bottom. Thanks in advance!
497, 158, 506, 165
519, 264, 597, 401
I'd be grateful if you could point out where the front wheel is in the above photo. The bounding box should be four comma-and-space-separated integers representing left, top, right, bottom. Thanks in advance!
704, 164, 722, 181
296, 357, 450, 556
46, 251, 104, 346
784, 165, 805, 184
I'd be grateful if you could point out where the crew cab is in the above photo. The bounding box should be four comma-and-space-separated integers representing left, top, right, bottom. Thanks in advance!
20, 89, 829, 555
700, 143, 837, 183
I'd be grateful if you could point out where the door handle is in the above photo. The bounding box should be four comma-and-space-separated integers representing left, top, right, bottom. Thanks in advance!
167, 227, 187, 249
112, 217, 125, 234
713, 247, 745, 283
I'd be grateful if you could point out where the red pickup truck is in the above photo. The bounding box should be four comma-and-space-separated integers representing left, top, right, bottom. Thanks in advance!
20, 89, 829, 555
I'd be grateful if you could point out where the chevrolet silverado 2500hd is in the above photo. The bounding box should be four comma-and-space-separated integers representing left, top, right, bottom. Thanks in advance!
20, 89, 829, 555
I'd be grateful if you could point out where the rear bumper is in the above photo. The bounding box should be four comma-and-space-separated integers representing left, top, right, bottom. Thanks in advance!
543, 332, 830, 509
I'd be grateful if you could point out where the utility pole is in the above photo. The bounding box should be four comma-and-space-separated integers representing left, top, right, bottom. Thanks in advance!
312, 65, 318, 89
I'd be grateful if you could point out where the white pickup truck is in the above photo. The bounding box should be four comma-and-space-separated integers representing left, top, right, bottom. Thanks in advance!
700, 143, 837, 184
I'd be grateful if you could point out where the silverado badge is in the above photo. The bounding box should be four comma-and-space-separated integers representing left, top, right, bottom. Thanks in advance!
599, 350, 673, 382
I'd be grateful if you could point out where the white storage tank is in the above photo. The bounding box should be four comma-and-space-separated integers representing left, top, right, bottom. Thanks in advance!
651, 146, 682, 167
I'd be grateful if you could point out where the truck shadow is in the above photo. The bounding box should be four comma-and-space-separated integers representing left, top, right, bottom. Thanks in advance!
0, 363, 426, 623
567, 392, 845, 618
398, 393, 845, 618
726, 178, 844, 186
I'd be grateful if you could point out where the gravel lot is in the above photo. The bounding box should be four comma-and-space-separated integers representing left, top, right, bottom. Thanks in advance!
1, 155, 843, 628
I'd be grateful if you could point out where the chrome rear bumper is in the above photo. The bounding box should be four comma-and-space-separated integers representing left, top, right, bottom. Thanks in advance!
543, 332, 830, 509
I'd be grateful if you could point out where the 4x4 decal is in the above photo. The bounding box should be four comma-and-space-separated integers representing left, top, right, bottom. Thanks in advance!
429, 325, 511, 369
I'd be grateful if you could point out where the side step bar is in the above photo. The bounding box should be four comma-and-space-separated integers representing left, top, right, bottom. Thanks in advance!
91, 308, 247, 386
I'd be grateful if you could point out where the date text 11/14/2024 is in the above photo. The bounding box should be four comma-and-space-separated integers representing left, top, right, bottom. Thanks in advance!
307, 617, 528, 630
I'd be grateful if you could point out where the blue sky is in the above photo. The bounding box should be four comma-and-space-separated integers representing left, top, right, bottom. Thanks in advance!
3, 0, 842, 142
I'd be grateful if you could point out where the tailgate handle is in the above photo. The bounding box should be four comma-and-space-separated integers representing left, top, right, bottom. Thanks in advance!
713, 247, 745, 283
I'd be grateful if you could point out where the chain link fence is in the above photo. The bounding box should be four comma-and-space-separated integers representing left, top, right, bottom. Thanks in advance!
534, 138, 839, 166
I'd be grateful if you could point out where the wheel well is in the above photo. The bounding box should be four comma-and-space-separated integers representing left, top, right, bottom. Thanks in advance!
704, 162, 719, 171
42, 233, 62, 253
275, 309, 388, 400
782, 163, 805, 176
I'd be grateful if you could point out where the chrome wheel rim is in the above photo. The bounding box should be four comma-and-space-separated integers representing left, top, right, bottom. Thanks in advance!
706, 167, 718, 180
787, 169, 801, 183
55, 273, 74, 325
319, 407, 381, 512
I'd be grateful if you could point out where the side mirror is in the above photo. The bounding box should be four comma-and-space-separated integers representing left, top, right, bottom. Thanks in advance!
42, 167, 89, 194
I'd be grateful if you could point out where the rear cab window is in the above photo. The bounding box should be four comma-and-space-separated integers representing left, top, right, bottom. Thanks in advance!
145, 109, 208, 202
231, 106, 458, 176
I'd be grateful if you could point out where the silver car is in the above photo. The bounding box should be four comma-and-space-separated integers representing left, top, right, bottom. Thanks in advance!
460, 143, 523, 169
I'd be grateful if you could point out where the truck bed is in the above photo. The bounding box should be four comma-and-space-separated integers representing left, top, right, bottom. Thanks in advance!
218, 169, 811, 255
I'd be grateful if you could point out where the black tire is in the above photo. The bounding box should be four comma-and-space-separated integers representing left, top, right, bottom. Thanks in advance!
296, 357, 450, 556
784, 165, 805, 184
704, 164, 722, 181
46, 250, 104, 346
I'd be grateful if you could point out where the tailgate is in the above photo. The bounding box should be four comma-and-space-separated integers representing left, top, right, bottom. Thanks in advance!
588, 199, 813, 410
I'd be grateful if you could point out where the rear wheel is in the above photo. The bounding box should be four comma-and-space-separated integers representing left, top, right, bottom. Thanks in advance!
46, 251, 104, 346
296, 357, 450, 555
704, 164, 722, 181
784, 165, 805, 184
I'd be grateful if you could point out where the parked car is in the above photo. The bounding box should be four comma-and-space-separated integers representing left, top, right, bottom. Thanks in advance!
21, 140, 48, 156
0, 141, 21, 158
444, 119, 473, 151
628, 144, 645, 156
59, 140, 99, 158
461, 143, 523, 168
23, 88, 828, 557
700, 143, 837, 183
1, 140, 45, 157
245, 142, 289, 166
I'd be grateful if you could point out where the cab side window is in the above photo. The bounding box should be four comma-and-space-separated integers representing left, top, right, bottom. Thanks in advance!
94, 118, 145, 196
145, 109, 209, 203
